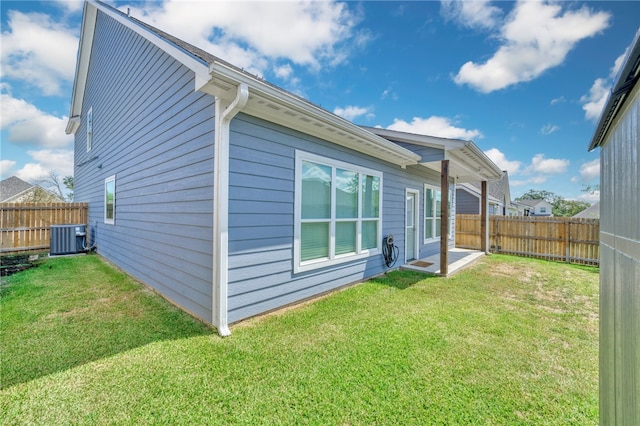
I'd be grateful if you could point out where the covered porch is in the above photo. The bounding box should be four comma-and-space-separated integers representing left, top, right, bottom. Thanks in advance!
401, 248, 486, 276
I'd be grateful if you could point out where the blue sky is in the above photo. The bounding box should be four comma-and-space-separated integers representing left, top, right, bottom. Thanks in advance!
2, 1, 639, 203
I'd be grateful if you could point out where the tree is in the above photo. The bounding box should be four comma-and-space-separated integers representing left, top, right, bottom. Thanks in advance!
63, 176, 74, 201
516, 189, 590, 217
37, 171, 74, 202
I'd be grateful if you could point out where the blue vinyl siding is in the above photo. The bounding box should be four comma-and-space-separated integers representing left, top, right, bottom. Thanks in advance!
456, 188, 480, 214
226, 114, 446, 322
73, 11, 214, 322
74, 9, 455, 328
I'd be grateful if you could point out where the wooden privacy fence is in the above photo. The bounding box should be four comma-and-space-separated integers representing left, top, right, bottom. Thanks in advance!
0, 203, 89, 254
456, 214, 600, 266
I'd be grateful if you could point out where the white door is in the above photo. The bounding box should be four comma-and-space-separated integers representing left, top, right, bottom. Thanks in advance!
406, 191, 418, 261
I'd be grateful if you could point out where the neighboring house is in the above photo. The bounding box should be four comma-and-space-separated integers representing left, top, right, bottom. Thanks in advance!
0, 176, 65, 203
516, 199, 553, 216
66, 1, 503, 335
588, 29, 639, 425
571, 201, 599, 219
455, 171, 517, 216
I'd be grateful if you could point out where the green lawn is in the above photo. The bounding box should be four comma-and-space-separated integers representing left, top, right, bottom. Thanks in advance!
1, 254, 598, 424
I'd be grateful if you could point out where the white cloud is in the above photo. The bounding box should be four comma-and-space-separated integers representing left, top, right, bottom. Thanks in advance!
484, 148, 521, 175
56, 1, 84, 14
579, 158, 600, 181
1, 160, 17, 179
0, 10, 79, 96
454, 1, 610, 93
126, 0, 364, 76
15, 149, 74, 183
581, 49, 629, 121
273, 64, 294, 80
577, 190, 599, 204
527, 153, 569, 174
550, 96, 565, 105
440, 0, 502, 30
540, 124, 559, 135
387, 116, 482, 140
581, 77, 610, 121
1, 92, 73, 149
333, 105, 372, 121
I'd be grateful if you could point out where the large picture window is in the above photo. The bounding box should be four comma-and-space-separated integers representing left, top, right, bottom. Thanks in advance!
104, 175, 115, 225
295, 151, 381, 272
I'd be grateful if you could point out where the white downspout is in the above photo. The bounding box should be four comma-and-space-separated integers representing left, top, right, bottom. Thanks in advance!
213, 83, 249, 336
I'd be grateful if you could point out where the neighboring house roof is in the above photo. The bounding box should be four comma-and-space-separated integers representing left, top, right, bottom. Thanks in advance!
0, 176, 64, 203
517, 199, 550, 208
589, 28, 640, 151
460, 171, 511, 203
573, 201, 600, 219
456, 183, 502, 205
0, 176, 33, 201
67, 0, 503, 183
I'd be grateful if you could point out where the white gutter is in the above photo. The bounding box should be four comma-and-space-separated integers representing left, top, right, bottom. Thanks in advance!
212, 83, 249, 336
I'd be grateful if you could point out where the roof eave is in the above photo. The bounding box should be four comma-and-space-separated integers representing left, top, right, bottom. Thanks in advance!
588, 28, 640, 151
206, 61, 421, 168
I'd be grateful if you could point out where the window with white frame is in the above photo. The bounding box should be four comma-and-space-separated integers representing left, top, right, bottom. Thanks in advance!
104, 175, 115, 225
424, 184, 454, 241
87, 107, 93, 152
295, 151, 381, 272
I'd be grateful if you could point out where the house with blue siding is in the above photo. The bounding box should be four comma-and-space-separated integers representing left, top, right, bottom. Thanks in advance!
67, 0, 503, 335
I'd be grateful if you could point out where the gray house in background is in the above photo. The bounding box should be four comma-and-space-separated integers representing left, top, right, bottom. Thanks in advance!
0, 176, 65, 203
66, 0, 502, 335
588, 29, 639, 425
455, 171, 515, 216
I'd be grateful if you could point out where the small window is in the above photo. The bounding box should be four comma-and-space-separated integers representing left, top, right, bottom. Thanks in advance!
540, 207, 547, 213
104, 175, 115, 225
294, 151, 382, 273
87, 107, 93, 152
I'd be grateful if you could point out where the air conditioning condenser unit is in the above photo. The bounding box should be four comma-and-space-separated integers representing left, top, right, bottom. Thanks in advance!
50, 224, 86, 256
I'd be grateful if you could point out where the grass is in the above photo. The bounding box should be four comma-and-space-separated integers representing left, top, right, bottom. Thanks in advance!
0, 254, 598, 424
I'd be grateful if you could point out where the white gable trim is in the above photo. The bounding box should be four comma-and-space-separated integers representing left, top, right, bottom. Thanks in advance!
66, 0, 211, 134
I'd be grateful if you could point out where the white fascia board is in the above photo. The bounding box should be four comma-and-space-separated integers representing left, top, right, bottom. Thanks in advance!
207, 61, 421, 167
66, 2, 97, 135
90, 0, 211, 81
362, 127, 468, 150
462, 142, 503, 179
67, 1, 212, 134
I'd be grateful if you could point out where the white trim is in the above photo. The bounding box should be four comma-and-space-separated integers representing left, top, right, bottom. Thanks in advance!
423, 183, 441, 243
294, 150, 382, 274
405, 188, 420, 263
212, 84, 249, 337
104, 175, 116, 225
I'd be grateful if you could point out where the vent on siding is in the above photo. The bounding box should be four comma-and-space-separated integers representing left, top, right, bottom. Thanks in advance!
50, 224, 86, 256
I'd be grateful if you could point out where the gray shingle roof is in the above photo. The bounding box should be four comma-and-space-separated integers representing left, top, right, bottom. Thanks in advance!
0, 176, 33, 202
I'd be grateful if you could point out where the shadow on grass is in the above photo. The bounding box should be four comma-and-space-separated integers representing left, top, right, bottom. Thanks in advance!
369, 269, 438, 290
0, 255, 215, 389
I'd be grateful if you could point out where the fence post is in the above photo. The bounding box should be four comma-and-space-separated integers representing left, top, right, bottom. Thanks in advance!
565, 220, 570, 263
